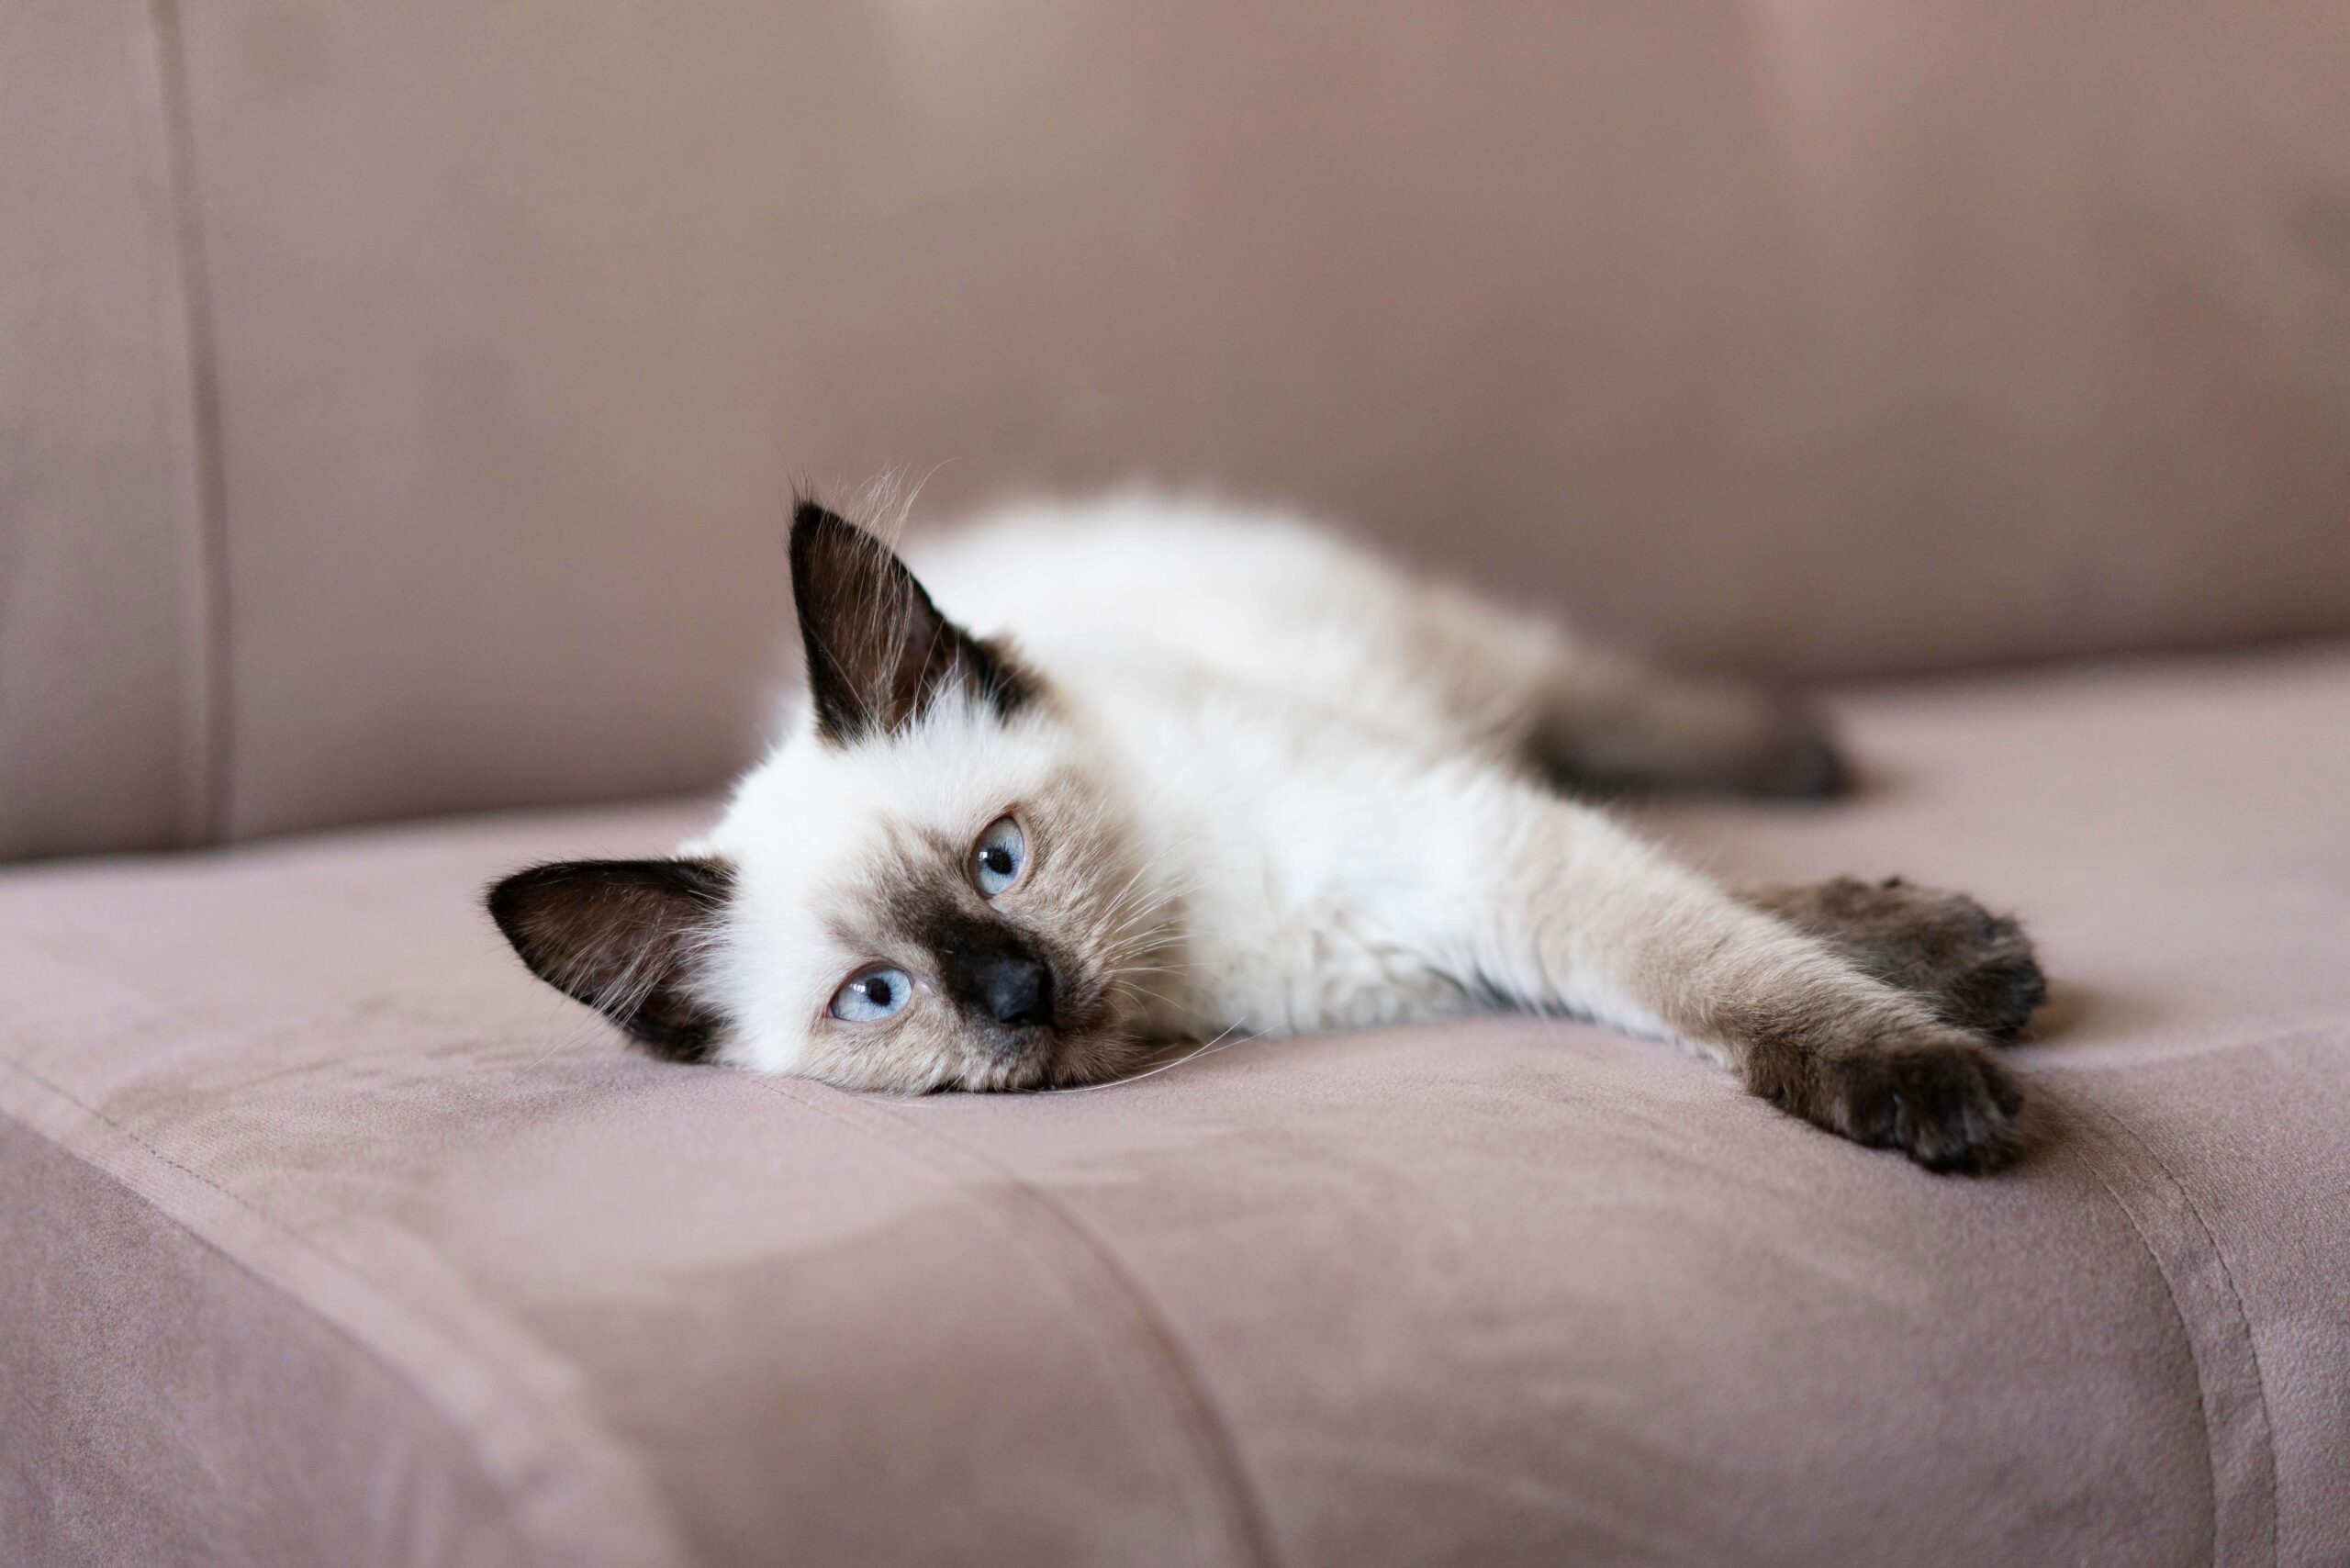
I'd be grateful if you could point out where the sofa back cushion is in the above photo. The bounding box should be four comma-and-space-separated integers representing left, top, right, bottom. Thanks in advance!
10, 1, 2350, 856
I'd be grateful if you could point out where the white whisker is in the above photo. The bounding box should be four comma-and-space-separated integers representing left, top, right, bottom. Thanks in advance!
1043, 1023, 1265, 1093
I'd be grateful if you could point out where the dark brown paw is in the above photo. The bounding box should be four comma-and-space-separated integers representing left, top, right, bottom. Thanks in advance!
1747, 877, 2048, 1040
1752, 1033, 2025, 1174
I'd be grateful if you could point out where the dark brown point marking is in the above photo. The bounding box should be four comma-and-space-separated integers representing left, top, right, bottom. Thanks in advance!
1744, 875, 2049, 1040
789, 498, 1038, 745
1742, 1025, 2025, 1174
487, 858, 734, 1061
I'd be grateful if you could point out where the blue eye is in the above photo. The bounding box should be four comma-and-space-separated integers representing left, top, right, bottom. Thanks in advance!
971, 814, 1026, 897
830, 966, 912, 1022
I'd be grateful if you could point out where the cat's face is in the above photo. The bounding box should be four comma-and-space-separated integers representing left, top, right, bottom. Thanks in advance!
487, 502, 1180, 1092
693, 683, 1171, 1091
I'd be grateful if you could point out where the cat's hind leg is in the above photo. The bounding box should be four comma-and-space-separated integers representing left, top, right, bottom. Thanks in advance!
1741, 878, 2048, 1041
1370, 567, 1843, 799
1523, 647, 1849, 801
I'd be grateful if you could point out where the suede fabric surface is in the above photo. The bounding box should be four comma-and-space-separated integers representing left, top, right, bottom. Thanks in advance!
11, 1, 2350, 857
1, 0, 213, 857
6, 645, 2346, 1567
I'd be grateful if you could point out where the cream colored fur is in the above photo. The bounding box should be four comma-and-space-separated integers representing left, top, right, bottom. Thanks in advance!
678, 491, 2024, 1170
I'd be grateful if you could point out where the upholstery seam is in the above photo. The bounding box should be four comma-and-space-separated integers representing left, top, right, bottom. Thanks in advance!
744, 1076, 1281, 1568
2072, 1090, 2280, 1568
140, 0, 233, 846
2054, 1081, 2278, 1568
0, 1053, 686, 1567
865, 1103, 1285, 1568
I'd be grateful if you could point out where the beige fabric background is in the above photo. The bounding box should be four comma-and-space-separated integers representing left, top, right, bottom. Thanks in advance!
8, 1, 2350, 857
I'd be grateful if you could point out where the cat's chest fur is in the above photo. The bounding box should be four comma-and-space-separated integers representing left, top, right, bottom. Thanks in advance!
1091, 689, 1502, 1036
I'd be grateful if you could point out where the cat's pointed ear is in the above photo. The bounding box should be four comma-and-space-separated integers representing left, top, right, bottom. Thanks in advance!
487, 858, 733, 1062
789, 498, 1035, 744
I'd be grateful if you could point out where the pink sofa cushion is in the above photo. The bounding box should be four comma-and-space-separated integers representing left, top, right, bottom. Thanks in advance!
6, 644, 2346, 1565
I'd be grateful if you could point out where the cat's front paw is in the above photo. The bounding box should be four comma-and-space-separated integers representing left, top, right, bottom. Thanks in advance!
1750, 876, 2048, 1040
1752, 1033, 2024, 1174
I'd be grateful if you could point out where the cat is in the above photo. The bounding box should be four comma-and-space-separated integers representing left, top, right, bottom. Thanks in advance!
489, 491, 2046, 1173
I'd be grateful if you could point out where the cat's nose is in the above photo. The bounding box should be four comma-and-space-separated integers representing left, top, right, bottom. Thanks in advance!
975, 953, 1054, 1029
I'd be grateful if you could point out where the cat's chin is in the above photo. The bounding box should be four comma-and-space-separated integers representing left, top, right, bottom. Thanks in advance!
934, 1032, 1143, 1093
767, 1035, 1119, 1095
948, 1055, 1058, 1093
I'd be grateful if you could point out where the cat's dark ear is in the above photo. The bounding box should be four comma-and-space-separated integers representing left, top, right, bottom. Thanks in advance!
789, 498, 1035, 744
487, 858, 734, 1062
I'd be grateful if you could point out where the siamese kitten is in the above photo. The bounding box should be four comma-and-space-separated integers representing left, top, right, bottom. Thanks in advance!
490, 493, 2045, 1173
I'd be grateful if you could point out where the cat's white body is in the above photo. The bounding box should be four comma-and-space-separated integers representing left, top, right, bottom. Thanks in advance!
497, 490, 2032, 1172
895, 493, 1633, 1044
695, 492, 1794, 1077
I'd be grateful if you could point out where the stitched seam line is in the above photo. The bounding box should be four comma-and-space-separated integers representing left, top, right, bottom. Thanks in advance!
2061, 1106, 2221, 1562
2058, 1083, 2277, 1568
0, 1053, 679, 1567
745, 1076, 1281, 1568
865, 1100, 1285, 1568
142, 0, 233, 846
2078, 1092, 2279, 1567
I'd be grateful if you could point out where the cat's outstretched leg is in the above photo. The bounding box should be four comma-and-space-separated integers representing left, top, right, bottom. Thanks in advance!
1523, 646, 1848, 801
1741, 878, 2047, 1041
1379, 569, 1841, 797
1436, 782, 2022, 1171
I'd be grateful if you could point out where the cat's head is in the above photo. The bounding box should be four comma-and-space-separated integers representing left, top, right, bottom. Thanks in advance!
487, 500, 1178, 1091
